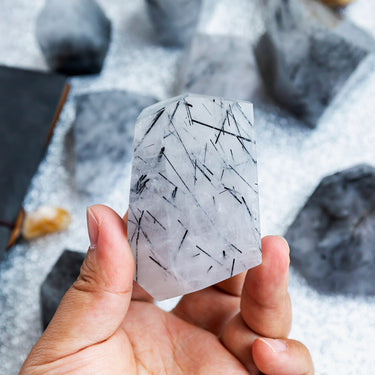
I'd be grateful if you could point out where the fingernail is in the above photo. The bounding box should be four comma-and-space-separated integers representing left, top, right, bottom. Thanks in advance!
87, 207, 99, 249
259, 338, 287, 353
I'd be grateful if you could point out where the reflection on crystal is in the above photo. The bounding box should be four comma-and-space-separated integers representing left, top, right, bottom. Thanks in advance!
128, 94, 261, 300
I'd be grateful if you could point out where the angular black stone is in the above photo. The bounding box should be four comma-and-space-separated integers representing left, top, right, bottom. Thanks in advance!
176, 34, 261, 101
73, 90, 157, 196
41, 250, 85, 329
0, 66, 67, 257
285, 165, 375, 295
145, 0, 203, 47
36, 0, 112, 75
254, 0, 375, 127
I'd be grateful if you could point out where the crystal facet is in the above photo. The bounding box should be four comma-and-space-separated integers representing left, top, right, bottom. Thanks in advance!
128, 94, 261, 300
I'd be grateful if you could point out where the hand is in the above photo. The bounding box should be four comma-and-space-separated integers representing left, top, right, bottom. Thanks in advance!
20, 205, 314, 375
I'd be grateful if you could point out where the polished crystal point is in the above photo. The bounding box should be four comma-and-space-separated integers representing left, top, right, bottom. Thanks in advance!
128, 94, 261, 300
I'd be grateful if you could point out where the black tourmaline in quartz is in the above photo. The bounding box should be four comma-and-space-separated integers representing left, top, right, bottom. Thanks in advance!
36, 0, 112, 75
255, 0, 375, 127
145, 0, 203, 47
286, 164, 375, 295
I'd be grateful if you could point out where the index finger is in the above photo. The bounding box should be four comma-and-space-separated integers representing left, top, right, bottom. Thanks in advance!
240, 236, 292, 338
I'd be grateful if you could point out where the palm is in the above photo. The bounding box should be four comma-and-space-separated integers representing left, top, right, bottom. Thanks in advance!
21, 207, 313, 375
121, 300, 247, 374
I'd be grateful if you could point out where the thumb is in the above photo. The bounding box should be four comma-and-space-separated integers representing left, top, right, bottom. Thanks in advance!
28, 205, 135, 363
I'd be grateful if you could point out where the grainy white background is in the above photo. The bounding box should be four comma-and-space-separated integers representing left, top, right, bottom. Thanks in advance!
1, 0, 375, 373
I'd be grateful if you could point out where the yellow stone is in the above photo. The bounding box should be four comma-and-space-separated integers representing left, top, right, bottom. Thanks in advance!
320, 0, 355, 7
22, 206, 71, 240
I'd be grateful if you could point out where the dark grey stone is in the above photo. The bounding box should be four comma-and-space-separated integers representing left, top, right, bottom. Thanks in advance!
176, 34, 261, 101
41, 250, 85, 329
285, 164, 375, 295
146, 0, 203, 47
36, 0, 112, 75
254, 0, 375, 127
73, 90, 157, 196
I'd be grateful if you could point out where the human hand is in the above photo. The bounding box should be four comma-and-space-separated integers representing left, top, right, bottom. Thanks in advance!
20, 204, 313, 375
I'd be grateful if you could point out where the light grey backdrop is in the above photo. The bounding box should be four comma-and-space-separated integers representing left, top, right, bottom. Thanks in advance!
0, 0, 375, 373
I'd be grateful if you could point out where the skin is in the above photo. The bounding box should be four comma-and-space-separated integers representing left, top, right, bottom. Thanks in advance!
20, 205, 314, 375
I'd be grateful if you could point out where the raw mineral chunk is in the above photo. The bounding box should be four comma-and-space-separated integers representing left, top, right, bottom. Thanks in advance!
176, 34, 261, 101
254, 0, 375, 127
321, 0, 355, 7
22, 207, 71, 240
128, 94, 261, 300
145, 0, 203, 47
74, 91, 157, 196
36, 0, 112, 75
286, 165, 375, 295
41, 250, 85, 329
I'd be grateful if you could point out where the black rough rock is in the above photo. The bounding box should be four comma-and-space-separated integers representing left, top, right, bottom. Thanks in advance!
74, 90, 157, 196
255, 0, 375, 127
286, 165, 375, 295
36, 0, 112, 75
41, 250, 85, 329
176, 34, 261, 101
146, 0, 203, 47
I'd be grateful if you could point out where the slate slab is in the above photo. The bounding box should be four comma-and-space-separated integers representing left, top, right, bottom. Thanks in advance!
0, 66, 68, 258
0, 227, 10, 262
254, 0, 375, 127
40, 249, 85, 329
36, 0, 112, 75
286, 164, 375, 295
73, 90, 157, 196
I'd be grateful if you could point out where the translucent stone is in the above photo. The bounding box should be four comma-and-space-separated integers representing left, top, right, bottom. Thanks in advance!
128, 94, 261, 300
22, 206, 71, 240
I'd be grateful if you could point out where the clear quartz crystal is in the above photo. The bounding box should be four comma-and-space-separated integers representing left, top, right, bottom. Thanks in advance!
128, 94, 261, 300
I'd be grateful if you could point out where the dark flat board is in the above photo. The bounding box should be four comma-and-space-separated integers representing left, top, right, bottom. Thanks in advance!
0, 227, 10, 261
0, 66, 68, 256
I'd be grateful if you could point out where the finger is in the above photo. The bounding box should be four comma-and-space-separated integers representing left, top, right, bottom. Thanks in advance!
132, 280, 154, 302
221, 313, 260, 374
215, 271, 246, 297
173, 286, 240, 336
252, 338, 314, 375
241, 236, 292, 338
172, 268, 246, 335
123, 211, 129, 227
26, 205, 134, 364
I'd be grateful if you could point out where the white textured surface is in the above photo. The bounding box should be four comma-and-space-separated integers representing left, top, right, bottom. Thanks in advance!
128, 94, 261, 300
0, 0, 375, 374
